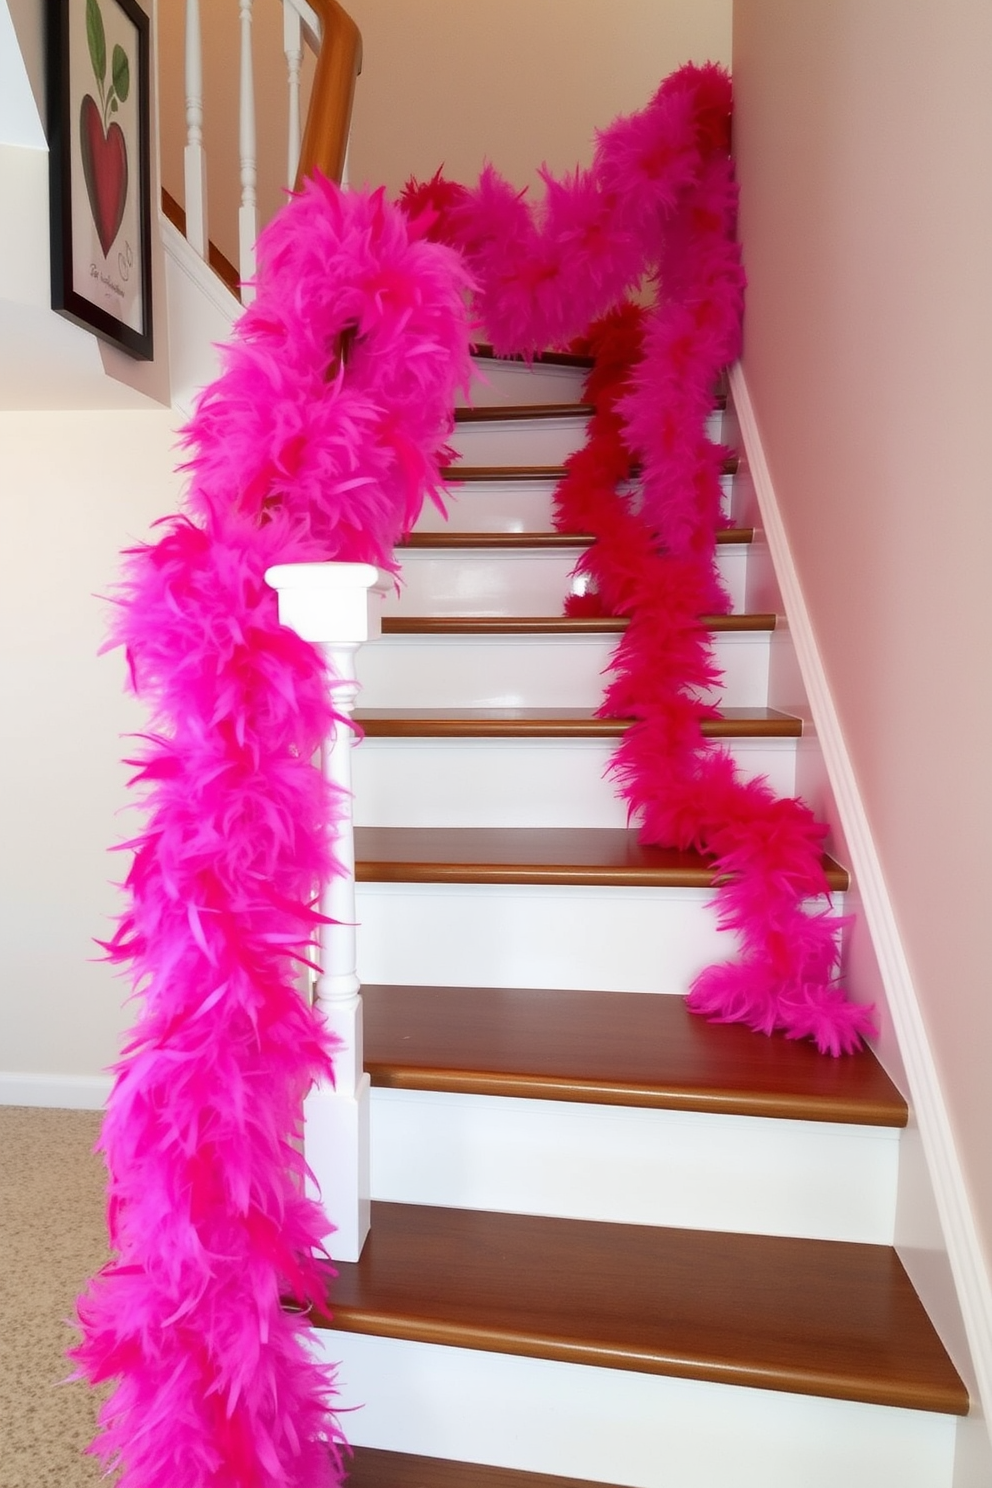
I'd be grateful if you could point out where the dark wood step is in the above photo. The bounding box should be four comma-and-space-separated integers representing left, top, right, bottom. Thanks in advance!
442, 456, 739, 482
320, 1203, 967, 1414
454, 403, 595, 423
354, 705, 801, 740
349, 1449, 615, 1488
380, 613, 775, 636
354, 827, 849, 891
399, 528, 752, 550
363, 984, 905, 1125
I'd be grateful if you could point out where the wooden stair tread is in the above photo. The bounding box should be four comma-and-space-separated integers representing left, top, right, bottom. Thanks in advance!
454, 403, 595, 423
321, 1203, 967, 1414
442, 456, 738, 481
380, 613, 775, 635
348, 1448, 616, 1488
363, 984, 905, 1125
354, 827, 849, 891
399, 528, 752, 549
354, 705, 801, 739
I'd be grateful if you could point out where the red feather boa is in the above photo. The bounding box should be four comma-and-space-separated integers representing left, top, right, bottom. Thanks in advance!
402, 64, 873, 1054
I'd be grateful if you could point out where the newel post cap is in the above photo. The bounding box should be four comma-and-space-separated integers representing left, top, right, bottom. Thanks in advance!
265, 561, 388, 643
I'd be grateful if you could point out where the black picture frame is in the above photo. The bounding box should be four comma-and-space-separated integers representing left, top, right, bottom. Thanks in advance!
47, 0, 153, 361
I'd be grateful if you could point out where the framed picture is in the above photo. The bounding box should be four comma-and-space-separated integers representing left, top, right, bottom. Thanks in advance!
47, 0, 153, 360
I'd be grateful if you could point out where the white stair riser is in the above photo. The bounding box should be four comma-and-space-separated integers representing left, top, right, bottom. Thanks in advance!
450, 415, 588, 466
355, 883, 845, 996
318, 1333, 957, 1488
356, 631, 771, 710
449, 410, 724, 466
390, 542, 747, 616
460, 359, 588, 406
370, 1090, 898, 1243
353, 736, 797, 828
422, 474, 735, 533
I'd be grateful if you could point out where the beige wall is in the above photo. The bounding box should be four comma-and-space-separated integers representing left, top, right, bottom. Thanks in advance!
732, 0, 992, 1260
344, 0, 731, 196
0, 411, 185, 1077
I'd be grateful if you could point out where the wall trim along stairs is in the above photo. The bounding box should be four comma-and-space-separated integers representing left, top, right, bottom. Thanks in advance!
729, 362, 992, 1467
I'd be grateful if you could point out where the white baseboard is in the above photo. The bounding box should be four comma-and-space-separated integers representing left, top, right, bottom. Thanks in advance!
730, 362, 992, 1451
0, 1072, 112, 1109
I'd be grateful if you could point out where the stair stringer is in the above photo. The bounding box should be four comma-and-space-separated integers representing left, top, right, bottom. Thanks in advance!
728, 362, 992, 1485
160, 215, 239, 418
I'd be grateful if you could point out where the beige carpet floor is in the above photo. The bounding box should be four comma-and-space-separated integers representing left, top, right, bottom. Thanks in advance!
0, 1106, 110, 1487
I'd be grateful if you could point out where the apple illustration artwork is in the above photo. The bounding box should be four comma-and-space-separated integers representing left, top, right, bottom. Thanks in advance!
80, 94, 128, 256
81, 0, 131, 258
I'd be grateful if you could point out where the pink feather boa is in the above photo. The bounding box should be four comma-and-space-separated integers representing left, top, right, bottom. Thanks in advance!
78, 58, 874, 1488
402, 63, 873, 1053
74, 179, 471, 1487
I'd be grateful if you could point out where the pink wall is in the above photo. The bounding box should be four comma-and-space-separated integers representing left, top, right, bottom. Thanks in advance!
732, 1, 992, 1261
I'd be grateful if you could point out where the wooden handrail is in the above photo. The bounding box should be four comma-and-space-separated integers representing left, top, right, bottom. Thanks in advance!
294, 0, 362, 189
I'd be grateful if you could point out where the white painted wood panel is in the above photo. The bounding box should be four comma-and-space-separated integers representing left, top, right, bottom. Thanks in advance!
319, 1332, 957, 1488
354, 630, 771, 710
449, 414, 590, 466
420, 474, 736, 533
355, 882, 845, 996
459, 359, 588, 406
417, 477, 564, 534
370, 1090, 899, 1244
389, 541, 748, 616
448, 410, 724, 465
353, 735, 798, 828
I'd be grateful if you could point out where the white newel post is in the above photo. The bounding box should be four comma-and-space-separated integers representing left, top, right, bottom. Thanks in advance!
183, 0, 208, 257
264, 562, 385, 1262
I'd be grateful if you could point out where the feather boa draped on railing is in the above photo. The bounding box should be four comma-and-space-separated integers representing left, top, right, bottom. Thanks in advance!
74, 181, 471, 1488
401, 62, 874, 1054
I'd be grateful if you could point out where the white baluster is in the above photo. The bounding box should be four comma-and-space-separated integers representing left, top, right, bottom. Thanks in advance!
264, 561, 386, 1263
283, 3, 303, 189
183, 0, 208, 256
238, 0, 258, 301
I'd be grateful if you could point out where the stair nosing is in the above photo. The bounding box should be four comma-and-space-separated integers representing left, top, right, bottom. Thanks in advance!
367, 1067, 904, 1125
329, 1308, 965, 1413
354, 827, 849, 893
379, 614, 776, 636
398, 528, 753, 550
319, 1203, 968, 1417
353, 707, 802, 741
454, 403, 595, 424
442, 456, 739, 482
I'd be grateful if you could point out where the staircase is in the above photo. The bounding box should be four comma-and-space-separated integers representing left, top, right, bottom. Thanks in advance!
304, 349, 968, 1486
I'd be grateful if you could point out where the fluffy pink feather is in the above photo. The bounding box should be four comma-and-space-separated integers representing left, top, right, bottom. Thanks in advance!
400, 62, 871, 1053
75, 179, 471, 1487
80, 60, 873, 1488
